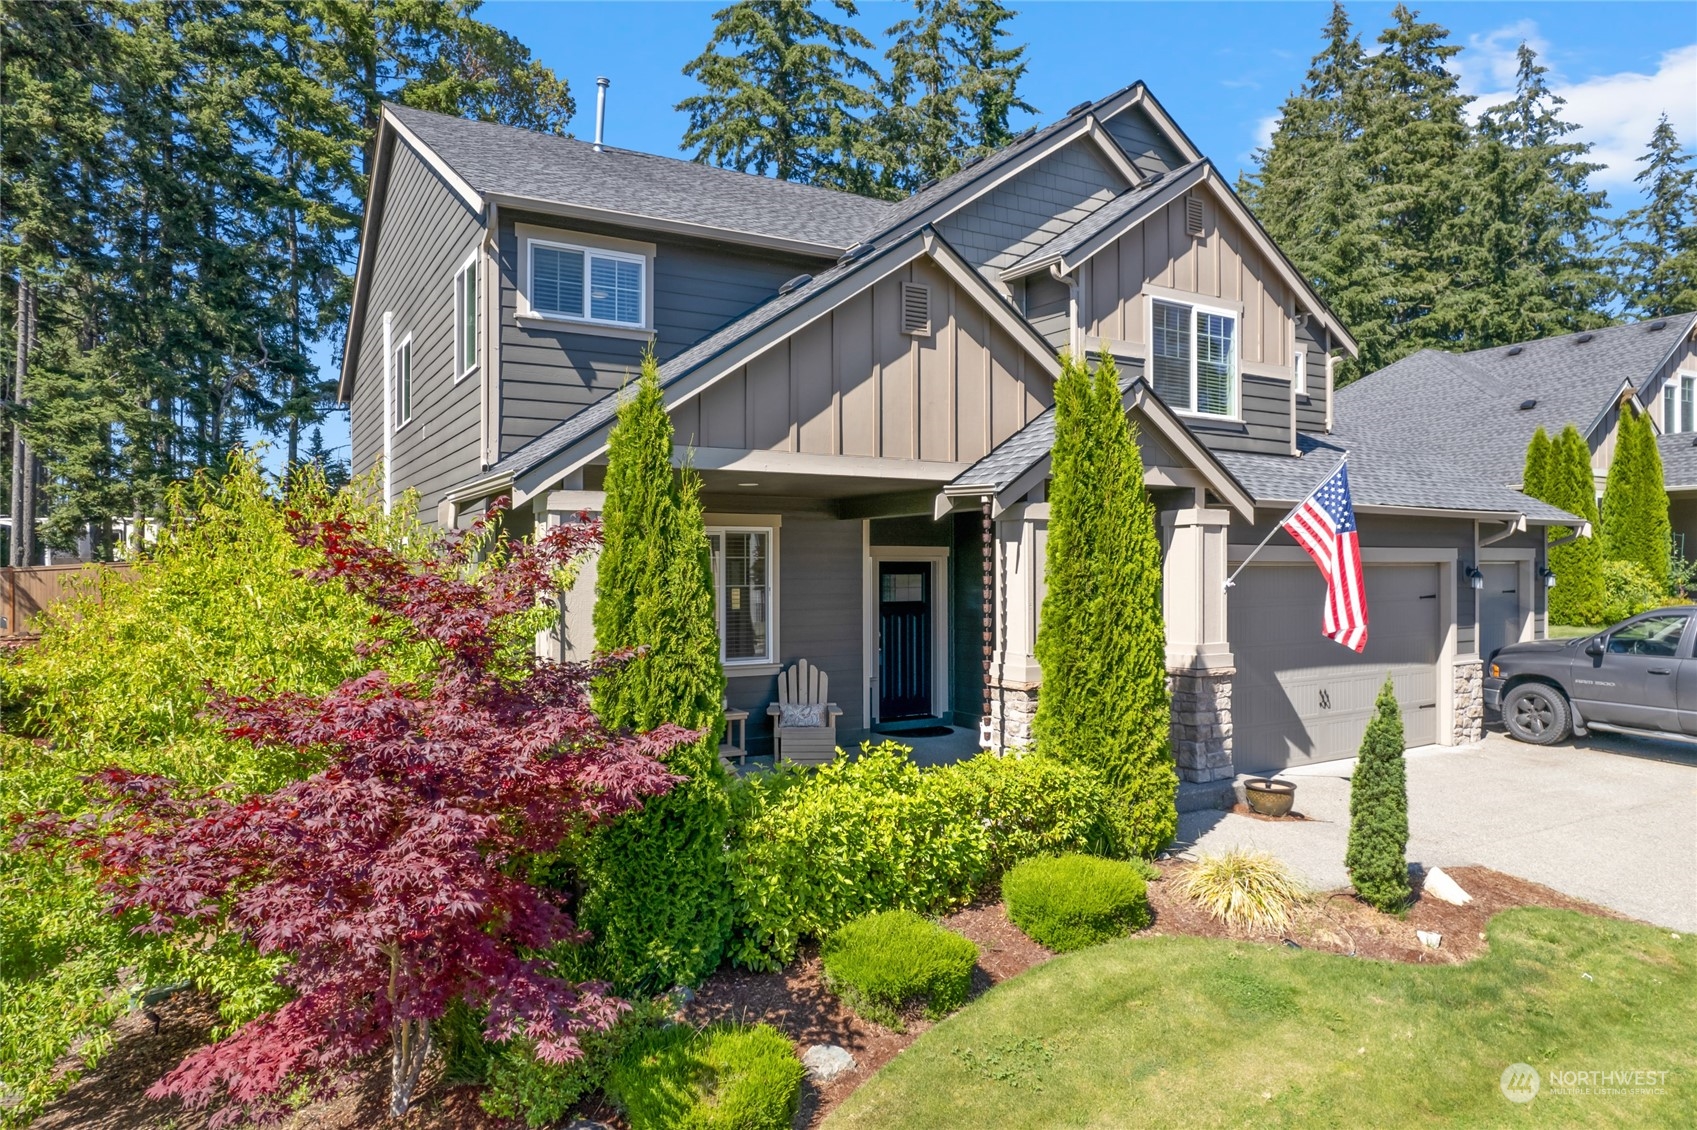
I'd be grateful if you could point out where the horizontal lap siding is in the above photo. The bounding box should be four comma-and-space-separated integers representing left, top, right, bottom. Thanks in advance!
496, 210, 822, 457
936, 139, 1128, 274
1183, 373, 1291, 455
349, 142, 484, 519
1294, 317, 1330, 433
1100, 103, 1186, 178
1022, 272, 1072, 352
681, 262, 1052, 465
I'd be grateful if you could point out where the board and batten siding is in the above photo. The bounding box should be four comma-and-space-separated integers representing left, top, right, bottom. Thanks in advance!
348, 140, 484, 520
671, 259, 1053, 466
1100, 103, 1187, 179
495, 210, 825, 458
935, 138, 1128, 275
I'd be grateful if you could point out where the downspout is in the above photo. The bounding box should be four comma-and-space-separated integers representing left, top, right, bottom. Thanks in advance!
1478, 516, 1526, 547
382, 311, 394, 513
483, 201, 500, 469
1051, 263, 1081, 359
981, 495, 996, 751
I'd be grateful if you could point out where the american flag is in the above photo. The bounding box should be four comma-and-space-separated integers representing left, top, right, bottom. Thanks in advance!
1282, 459, 1368, 652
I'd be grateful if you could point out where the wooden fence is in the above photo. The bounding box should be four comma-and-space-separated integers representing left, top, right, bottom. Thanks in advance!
0, 563, 132, 639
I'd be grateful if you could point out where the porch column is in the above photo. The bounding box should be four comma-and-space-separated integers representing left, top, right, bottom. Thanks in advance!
1160, 507, 1235, 783
538, 490, 605, 663
986, 507, 1044, 751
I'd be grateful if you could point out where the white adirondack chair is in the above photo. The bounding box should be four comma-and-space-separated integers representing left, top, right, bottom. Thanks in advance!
766, 658, 842, 766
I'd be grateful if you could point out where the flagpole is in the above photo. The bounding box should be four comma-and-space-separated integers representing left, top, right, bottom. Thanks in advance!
1223, 452, 1348, 590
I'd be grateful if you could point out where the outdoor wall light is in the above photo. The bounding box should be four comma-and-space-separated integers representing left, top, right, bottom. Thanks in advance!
1538, 566, 1557, 589
1466, 565, 1484, 590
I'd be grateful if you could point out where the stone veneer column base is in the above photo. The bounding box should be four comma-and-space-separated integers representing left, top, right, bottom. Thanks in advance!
985, 679, 1039, 753
1168, 667, 1235, 783
1453, 660, 1484, 744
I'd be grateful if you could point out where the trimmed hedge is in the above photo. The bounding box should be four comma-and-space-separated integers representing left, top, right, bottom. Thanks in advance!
1002, 854, 1152, 952
821, 910, 978, 1029
606, 1022, 803, 1130
727, 742, 1117, 968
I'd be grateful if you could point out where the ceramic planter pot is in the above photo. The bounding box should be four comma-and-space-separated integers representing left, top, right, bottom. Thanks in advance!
1243, 777, 1296, 818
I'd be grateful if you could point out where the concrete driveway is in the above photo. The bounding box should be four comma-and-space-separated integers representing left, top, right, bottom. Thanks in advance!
1175, 729, 1697, 931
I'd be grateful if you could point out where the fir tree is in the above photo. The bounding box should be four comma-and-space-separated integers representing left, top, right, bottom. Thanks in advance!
1522, 425, 1551, 500
583, 356, 731, 992
1544, 425, 1607, 625
1617, 115, 1697, 319
1345, 679, 1410, 913
1033, 351, 1177, 857
1601, 406, 1672, 592
677, 1, 881, 193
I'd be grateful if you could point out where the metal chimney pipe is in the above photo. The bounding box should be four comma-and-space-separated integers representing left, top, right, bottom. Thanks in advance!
593, 77, 609, 150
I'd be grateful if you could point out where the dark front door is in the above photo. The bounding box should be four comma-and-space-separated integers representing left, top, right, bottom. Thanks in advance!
878, 562, 932, 721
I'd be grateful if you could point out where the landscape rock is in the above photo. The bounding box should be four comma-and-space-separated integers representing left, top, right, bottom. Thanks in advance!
1417, 930, 1442, 949
1423, 867, 1473, 906
803, 1043, 857, 1083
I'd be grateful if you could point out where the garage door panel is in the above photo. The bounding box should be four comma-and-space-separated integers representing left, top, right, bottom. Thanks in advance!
1230, 564, 1442, 772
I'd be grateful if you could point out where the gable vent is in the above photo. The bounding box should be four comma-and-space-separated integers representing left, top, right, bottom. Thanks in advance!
1575, 332, 1595, 344
1506, 345, 1523, 356
1185, 196, 1205, 236
901, 283, 932, 336
778, 273, 811, 297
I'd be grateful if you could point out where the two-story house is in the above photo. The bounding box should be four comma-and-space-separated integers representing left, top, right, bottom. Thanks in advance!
341, 83, 1579, 790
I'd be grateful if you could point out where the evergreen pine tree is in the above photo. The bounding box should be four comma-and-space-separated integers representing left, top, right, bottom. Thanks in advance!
583, 357, 731, 992
677, 1, 881, 193
1034, 351, 1177, 856
1345, 679, 1410, 913
1601, 407, 1672, 591
1544, 425, 1607, 625
1617, 115, 1697, 319
1522, 425, 1551, 499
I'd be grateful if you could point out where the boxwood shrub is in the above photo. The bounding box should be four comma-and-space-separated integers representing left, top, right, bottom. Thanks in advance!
1002, 853, 1153, 952
605, 1022, 803, 1130
726, 743, 1117, 968
821, 910, 978, 1029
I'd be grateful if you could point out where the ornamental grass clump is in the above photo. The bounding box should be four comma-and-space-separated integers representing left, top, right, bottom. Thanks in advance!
1176, 848, 1311, 932
1002, 853, 1152, 952
820, 910, 978, 1029
606, 1022, 804, 1130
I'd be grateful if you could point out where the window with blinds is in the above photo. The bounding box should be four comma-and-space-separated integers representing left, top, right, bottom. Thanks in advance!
1150, 297, 1237, 417
530, 240, 645, 327
708, 528, 773, 663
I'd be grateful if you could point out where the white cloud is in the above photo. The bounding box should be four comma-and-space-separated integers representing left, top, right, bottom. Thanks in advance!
1452, 20, 1550, 96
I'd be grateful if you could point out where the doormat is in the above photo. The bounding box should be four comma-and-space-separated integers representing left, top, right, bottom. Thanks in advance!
874, 725, 954, 738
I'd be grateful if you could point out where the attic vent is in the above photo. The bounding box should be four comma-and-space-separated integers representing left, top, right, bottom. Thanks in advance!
1650, 319, 1668, 331
1506, 345, 1524, 356
1068, 99, 1093, 116
917, 177, 939, 192
901, 282, 932, 336
837, 241, 874, 265
778, 273, 812, 296
1185, 196, 1205, 236
1576, 332, 1595, 344
1519, 398, 1537, 410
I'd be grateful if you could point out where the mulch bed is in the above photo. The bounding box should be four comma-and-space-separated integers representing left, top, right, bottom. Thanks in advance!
29, 865, 1626, 1130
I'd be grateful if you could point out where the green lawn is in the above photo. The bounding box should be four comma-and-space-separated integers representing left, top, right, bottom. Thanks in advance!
827, 909, 1694, 1129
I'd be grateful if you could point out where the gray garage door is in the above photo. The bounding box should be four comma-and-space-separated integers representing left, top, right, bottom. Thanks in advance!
1478, 562, 1522, 662
1230, 563, 1441, 772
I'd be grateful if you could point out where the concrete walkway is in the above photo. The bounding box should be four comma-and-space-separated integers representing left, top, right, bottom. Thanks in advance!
1174, 729, 1697, 932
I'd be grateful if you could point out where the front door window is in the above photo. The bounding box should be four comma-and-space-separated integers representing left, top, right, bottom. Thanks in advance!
878, 563, 932, 721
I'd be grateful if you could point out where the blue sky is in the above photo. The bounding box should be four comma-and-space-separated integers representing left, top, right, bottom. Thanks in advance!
306, 1, 1696, 463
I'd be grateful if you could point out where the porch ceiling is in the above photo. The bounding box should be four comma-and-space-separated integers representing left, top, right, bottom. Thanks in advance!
695, 466, 950, 501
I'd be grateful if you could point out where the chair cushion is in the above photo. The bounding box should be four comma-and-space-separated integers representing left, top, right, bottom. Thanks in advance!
779, 702, 828, 728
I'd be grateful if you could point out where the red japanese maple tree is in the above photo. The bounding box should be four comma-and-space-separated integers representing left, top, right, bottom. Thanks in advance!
77, 506, 691, 1125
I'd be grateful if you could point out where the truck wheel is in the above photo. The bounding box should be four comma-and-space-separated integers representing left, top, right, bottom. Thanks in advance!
1502, 684, 1570, 745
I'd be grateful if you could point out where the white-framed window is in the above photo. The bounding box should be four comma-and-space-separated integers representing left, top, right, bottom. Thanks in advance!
707, 527, 774, 665
526, 236, 647, 329
392, 334, 413, 427
1150, 296, 1238, 417
453, 251, 478, 382
1293, 346, 1308, 396
1665, 374, 1696, 433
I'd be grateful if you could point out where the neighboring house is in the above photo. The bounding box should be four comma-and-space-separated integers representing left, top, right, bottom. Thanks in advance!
341, 83, 1575, 783
1344, 313, 1697, 562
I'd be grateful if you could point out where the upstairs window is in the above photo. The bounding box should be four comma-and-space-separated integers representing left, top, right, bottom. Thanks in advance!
393, 335, 413, 426
1664, 374, 1695, 433
1151, 297, 1237, 417
1293, 347, 1308, 396
453, 252, 479, 382
529, 239, 646, 328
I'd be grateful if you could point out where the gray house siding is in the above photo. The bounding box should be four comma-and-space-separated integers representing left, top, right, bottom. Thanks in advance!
348, 140, 485, 518
1021, 272, 1072, 352
1184, 372, 1293, 456
496, 209, 825, 458
949, 511, 986, 729
936, 139, 1128, 275
1294, 318, 1331, 433
1100, 104, 1186, 178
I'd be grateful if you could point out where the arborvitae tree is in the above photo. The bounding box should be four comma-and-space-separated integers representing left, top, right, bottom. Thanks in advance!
872, 0, 1034, 195
1601, 407, 1672, 592
1522, 425, 1551, 500
1545, 425, 1607, 625
1345, 679, 1410, 913
583, 356, 731, 992
677, 0, 881, 193
1033, 351, 1177, 857
1617, 115, 1697, 319
1450, 43, 1611, 346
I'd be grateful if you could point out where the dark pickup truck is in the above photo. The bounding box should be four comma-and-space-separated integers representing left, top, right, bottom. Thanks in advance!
1484, 608, 1697, 744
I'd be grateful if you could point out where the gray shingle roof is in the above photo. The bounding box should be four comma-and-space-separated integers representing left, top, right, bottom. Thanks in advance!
1000, 160, 1208, 277
1660, 432, 1697, 490
387, 103, 893, 249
